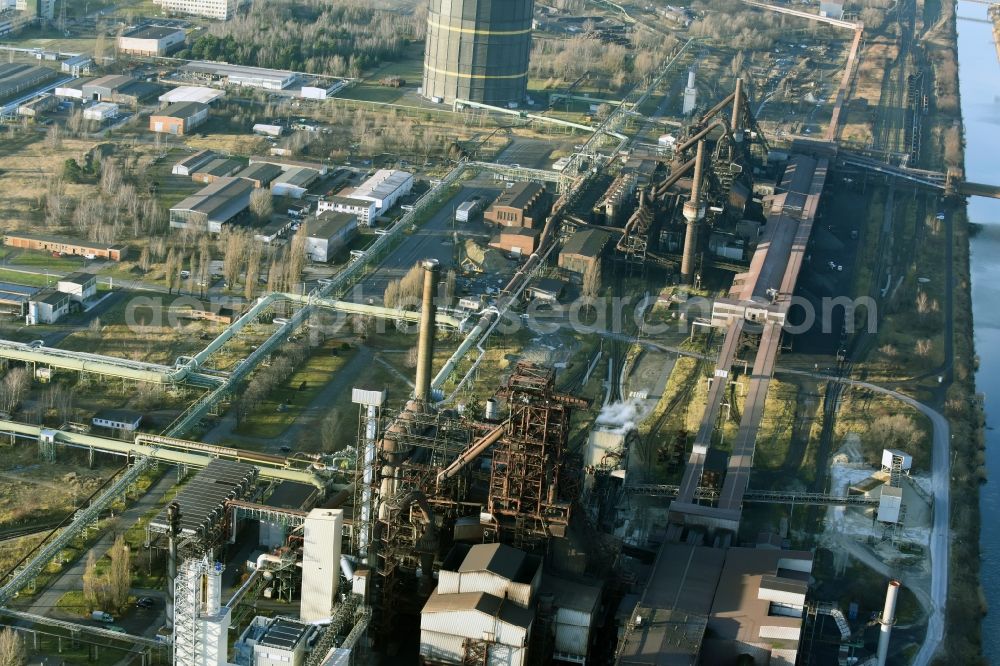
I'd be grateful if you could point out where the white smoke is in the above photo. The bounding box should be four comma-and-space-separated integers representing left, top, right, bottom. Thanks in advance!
595, 398, 651, 434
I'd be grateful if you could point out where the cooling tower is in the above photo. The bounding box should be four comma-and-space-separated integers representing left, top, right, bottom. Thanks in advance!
422, 0, 534, 106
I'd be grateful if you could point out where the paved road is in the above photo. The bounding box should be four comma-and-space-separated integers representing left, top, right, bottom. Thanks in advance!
22, 472, 176, 624
354, 182, 503, 304
495, 138, 555, 169
777, 367, 948, 666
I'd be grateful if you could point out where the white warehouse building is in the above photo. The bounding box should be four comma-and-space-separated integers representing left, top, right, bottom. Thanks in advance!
420, 543, 541, 666
117, 24, 186, 56
153, 0, 245, 20
183, 61, 296, 90
351, 169, 413, 215
316, 195, 377, 227
82, 102, 118, 122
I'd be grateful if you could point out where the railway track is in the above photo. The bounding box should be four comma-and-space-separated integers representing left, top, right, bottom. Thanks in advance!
0, 521, 63, 543
647, 330, 716, 441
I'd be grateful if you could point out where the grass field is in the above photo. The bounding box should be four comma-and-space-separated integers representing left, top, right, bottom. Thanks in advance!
58, 294, 226, 365
364, 43, 425, 83
340, 83, 409, 105
235, 339, 356, 438
0, 267, 55, 287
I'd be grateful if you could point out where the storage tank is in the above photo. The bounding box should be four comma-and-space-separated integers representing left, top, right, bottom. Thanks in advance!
422, 0, 534, 106
484, 398, 500, 421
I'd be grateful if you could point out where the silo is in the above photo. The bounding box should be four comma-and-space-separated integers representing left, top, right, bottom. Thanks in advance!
422, 0, 534, 106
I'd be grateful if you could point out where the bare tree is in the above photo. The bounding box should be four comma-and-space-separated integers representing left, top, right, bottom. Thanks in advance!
198, 240, 211, 297
82, 551, 103, 610
870, 414, 920, 451
582, 260, 603, 298
245, 242, 263, 300
138, 246, 151, 273
320, 409, 341, 452
44, 124, 62, 150
440, 270, 456, 303
267, 259, 282, 294
350, 314, 373, 338
0, 627, 26, 666
222, 229, 248, 289
94, 25, 107, 62
164, 249, 179, 294
107, 535, 131, 612
731, 50, 745, 79
250, 188, 273, 221
286, 226, 308, 291
383, 281, 399, 308
186, 254, 197, 295
0, 368, 31, 415
916, 291, 930, 315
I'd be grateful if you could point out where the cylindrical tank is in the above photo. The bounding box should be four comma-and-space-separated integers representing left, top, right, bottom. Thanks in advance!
484, 398, 500, 421
422, 0, 534, 106
687, 69, 696, 89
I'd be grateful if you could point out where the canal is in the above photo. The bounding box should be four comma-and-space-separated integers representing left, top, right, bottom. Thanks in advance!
958, 0, 1000, 659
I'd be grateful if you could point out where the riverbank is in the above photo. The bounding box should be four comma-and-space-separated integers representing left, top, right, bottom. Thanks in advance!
991, 5, 1000, 65
937, 1, 990, 663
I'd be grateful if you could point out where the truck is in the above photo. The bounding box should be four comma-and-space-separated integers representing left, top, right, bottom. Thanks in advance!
455, 199, 481, 223
91, 611, 114, 623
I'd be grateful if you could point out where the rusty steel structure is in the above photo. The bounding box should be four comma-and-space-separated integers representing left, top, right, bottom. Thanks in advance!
485, 362, 588, 549
609, 80, 768, 270
361, 362, 588, 640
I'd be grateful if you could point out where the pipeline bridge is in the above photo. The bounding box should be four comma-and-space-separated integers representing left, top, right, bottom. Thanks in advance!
0, 295, 465, 389
627, 483, 879, 507
837, 150, 1000, 198
0, 421, 340, 487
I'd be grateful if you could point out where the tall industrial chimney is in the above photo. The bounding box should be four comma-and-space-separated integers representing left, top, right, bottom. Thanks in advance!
683, 70, 698, 115
680, 140, 706, 283
414, 259, 440, 403
876, 579, 901, 666
731, 77, 743, 141
165, 501, 181, 631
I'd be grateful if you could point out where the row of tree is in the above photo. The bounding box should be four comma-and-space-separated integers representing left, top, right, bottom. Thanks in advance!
383, 262, 457, 309
82, 535, 132, 615
177, 0, 426, 76
235, 338, 311, 424
45, 152, 166, 244
530, 28, 680, 89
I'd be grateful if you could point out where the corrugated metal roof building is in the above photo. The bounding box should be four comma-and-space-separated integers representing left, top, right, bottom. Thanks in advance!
421, 543, 541, 665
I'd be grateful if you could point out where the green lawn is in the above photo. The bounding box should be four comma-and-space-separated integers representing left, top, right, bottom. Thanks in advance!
4, 250, 90, 272
0, 268, 54, 287
363, 43, 425, 82
235, 340, 357, 438
340, 83, 408, 104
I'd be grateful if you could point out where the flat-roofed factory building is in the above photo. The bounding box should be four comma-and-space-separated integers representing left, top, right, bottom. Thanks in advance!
4, 232, 127, 261
170, 177, 254, 233
0, 63, 57, 102
305, 212, 358, 263
117, 24, 186, 56
484, 182, 550, 229
149, 101, 209, 135
183, 61, 296, 90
